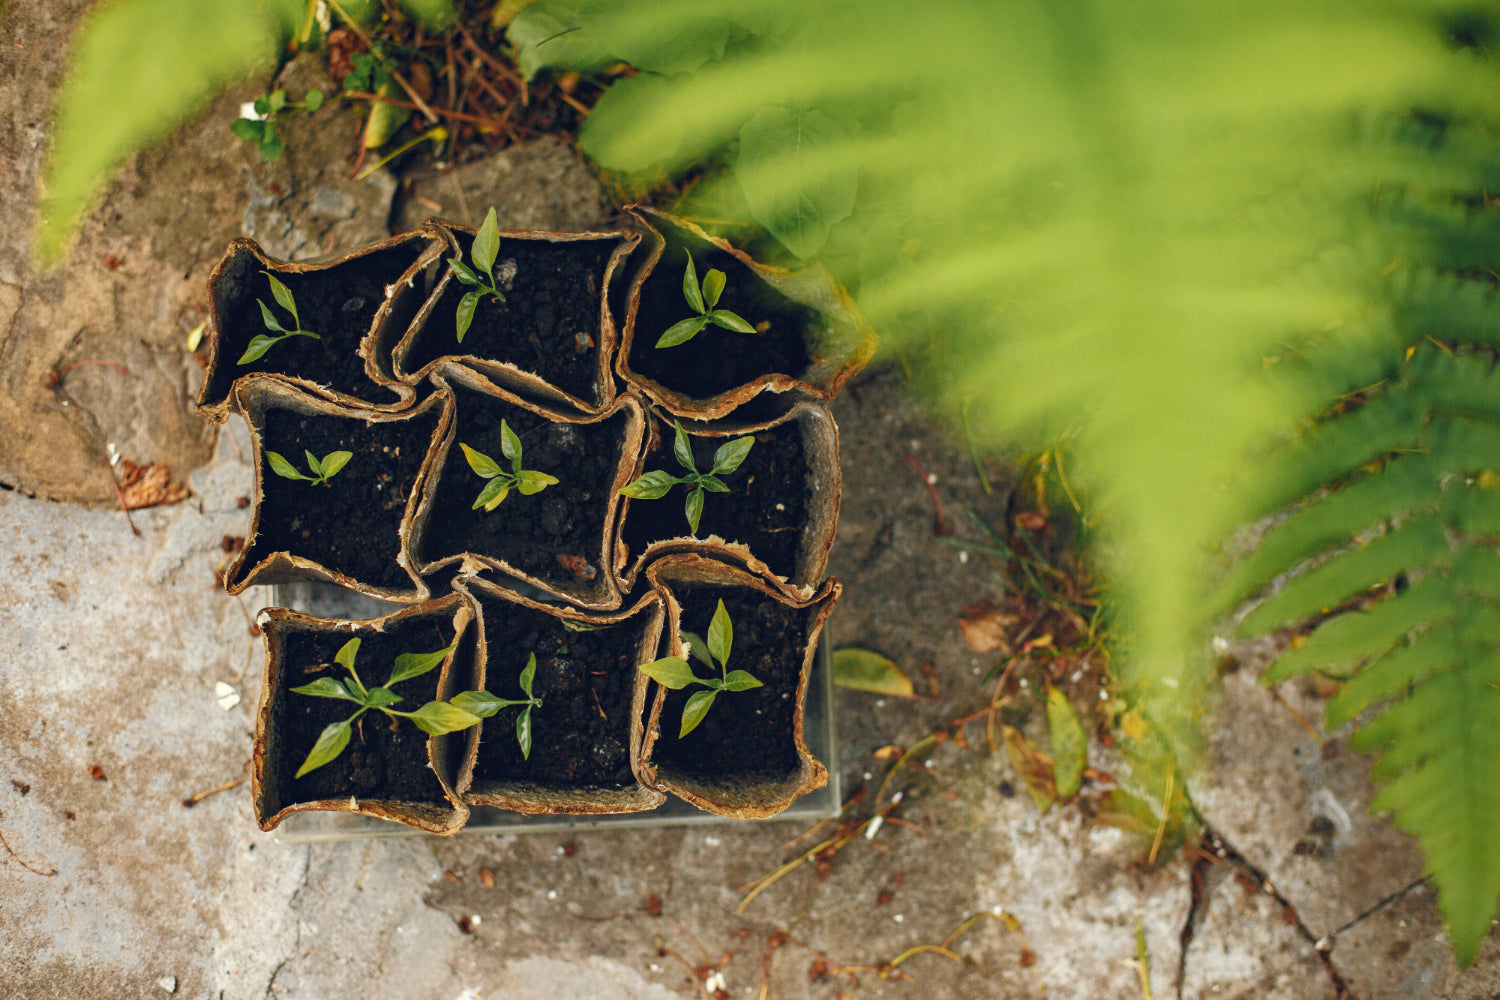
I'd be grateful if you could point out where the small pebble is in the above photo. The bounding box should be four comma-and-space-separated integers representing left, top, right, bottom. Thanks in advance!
156, 976, 177, 994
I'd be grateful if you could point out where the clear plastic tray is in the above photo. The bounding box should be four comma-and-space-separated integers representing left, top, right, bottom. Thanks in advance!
266, 581, 840, 841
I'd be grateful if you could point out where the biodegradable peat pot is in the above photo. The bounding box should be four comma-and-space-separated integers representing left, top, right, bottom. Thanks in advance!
383, 221, 638, 413
197, 228, 445, 423
252, 595, 474, 834
640, 554, 839, 818
453, 576, 667, 815
407, 363, 645, 609
617, 402, 842, 600
227, 376, 451, 602
617, 207, 877, 422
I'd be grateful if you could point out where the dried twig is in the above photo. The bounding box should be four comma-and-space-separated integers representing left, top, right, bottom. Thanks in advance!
0, 826, 56, 877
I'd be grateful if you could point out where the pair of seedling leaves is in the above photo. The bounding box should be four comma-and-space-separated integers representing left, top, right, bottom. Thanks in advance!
641, 599, 763, 738
459, 419, 559, 512
293, 637, 544, 779
621, 421, 755, 535
239, 271, 320, 365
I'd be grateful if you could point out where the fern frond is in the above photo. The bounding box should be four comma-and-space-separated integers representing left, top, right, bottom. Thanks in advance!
1236, 345, 1500, 964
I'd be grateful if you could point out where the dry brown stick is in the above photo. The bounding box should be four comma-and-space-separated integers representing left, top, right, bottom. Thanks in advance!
0, 826, 56, 877
182, 774, 249, 808
905, 453, 951, 536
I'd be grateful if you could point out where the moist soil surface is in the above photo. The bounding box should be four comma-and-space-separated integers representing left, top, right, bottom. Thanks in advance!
207, 240, 427, 407
621, 416, 808, 580
628, 220, 814, 399
470, 592, 650, 790
246, 401, 442, 591
402, 231, 620, 403
421, 383, 625, 595
273, 613, 459, 806
652, 585, 807, 782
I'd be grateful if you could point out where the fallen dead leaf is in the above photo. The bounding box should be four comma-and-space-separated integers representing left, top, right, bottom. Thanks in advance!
117, 460, 189, 510
959, 602, 1018, 653
555, 553, 597, 580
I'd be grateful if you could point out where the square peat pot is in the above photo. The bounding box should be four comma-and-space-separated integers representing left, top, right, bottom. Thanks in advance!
267, 581, 840, 841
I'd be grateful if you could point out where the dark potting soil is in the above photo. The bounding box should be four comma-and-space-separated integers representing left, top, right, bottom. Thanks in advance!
208, 240, 426, 406
402, 232, 619, 403
274, 614, 459, 805
421, 383, 626, 593
652, 586, 808, 782
249, 403, 442, 591
628, 222, 814, 398
621, 417, 809, 580
470, 592, 650, 789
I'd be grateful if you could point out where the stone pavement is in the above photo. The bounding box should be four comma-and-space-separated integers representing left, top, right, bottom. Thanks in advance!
3, 0, 1499, 995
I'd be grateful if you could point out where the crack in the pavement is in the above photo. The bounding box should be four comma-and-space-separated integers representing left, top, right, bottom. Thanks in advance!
1176, 825, 1352, 1000
1327, 876, 1431, 942
265, 849, 313, 1000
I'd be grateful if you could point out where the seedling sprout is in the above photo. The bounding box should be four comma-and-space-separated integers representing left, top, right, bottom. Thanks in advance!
449, 207, 508, 342
655, 252, 757, 349
640, 600, 762, 737
460, 419, 559, 512
266, 449, 352, 487
451, 653, 545, 759
238, 272, 321, 364
230, 88, 325, 162
619, 421, 754, 534
292, 638, 477, 777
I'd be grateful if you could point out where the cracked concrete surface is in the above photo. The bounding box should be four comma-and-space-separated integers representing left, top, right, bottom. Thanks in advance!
4, 0, 1500, 995
6, 370, 1500, 999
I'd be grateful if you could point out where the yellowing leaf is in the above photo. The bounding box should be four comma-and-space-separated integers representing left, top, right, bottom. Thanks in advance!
1046, 685, 1087, 799
832, 648, 914, 696
1001, 724, 1054, 813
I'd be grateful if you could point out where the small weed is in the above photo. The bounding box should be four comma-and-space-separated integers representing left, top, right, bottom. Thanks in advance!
655, 252, 757, 349
292, 638, 477, 777
266, 449, 352, 487
451, 653, 545, 758
619, 421, 754, 534
641, 599, 762, 737
459, 420, 559, 511
238, 272, 320, 364
230, 88, 325, 162
449, 207, 507, 342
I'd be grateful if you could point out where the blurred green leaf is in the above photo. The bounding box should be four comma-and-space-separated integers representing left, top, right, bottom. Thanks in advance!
735, 106, 858, 258
36, 0, 300, 267
831, 648, 914, 696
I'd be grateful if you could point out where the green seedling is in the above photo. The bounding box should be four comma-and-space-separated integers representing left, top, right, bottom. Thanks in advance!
230, 88, 325, 162
640, 599, 762, 737
266, 449, 352, 487
238, 272, 321, 364
619, 421, 754, 535
459, 420, 559, 512
449, 207, 508, 342
292, 637, 477, 778
655, 252, 757, 349
450, 653, 545, 759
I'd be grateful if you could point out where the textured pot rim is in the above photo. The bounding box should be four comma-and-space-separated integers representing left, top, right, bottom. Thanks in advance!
614, 206, 878, 421
226, 374, 453, 603
197, 227, 446, 424
407, 361, 645, 611
251, 594, 475, 835
615, 399, 842, 602
383, 221, 640, 415
451, 574, 668, 815
639, 553, 840, 819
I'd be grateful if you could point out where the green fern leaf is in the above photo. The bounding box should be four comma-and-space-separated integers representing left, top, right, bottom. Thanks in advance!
1237, 343, 1500, 966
